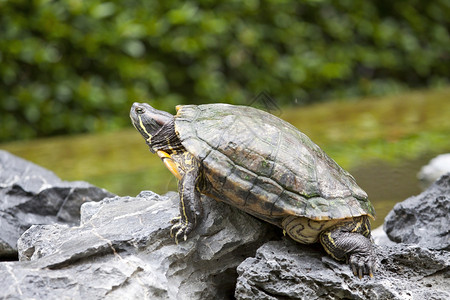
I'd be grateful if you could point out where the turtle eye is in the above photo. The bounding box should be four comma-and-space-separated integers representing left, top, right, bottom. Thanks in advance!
135, 107, 145, 114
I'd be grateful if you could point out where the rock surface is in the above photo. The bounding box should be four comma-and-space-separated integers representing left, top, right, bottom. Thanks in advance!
1, 191, 276, 300
236, 174, 450, 300
384, 173, 450, 251
236, 239, 450, 300
0, 150, 114, 258
2, 151, 449, 300
418, 153, 450, 189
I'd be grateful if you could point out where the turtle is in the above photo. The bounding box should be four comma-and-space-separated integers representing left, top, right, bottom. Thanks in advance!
130, 102, 376, 278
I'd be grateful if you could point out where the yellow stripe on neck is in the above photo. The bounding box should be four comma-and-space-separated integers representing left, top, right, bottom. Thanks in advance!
138, 115, 153, 144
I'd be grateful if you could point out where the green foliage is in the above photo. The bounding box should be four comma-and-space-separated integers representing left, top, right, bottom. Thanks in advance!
0, 0, 449, 141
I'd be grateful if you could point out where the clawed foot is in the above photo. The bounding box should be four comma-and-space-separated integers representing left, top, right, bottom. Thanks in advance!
170, 216, 193, 244
348, 253, 375, 279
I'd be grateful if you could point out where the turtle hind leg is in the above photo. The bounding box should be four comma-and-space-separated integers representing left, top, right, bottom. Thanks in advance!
319, 216, 375, 278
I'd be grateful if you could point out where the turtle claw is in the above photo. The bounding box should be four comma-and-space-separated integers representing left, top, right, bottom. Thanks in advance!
349, 253, 375, 279
352, 264, 358, 277
169, 216, 183, 238
169, 217, 193, 244
170, 223, 184, 244
169, 221, 182, 238
170, 216, 181, 225
173, 227, 188, 244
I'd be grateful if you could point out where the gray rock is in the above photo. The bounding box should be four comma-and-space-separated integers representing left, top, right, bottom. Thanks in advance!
384, 173, 450, 250
1, 190, 275, 300
235, 239, 450, 300
0, 150, 115, 258
418, 154, 450, 189
235, 172, 450, 300
3, 150, 449, 300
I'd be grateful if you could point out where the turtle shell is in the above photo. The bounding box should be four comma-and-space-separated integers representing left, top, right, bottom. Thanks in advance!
174, 104, 375, 225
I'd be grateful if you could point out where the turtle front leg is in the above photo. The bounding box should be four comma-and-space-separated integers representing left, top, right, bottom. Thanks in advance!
319, 216, 375, 278
170, 157, 203, 244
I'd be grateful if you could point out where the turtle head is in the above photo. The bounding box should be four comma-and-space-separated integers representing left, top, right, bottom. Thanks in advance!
130, 102, 174, 152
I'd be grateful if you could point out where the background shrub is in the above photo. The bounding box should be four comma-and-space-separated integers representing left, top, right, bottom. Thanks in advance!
0, 0, 448, 141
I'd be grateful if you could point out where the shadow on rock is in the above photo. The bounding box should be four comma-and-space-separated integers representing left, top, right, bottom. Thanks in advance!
0, 150, 114, 259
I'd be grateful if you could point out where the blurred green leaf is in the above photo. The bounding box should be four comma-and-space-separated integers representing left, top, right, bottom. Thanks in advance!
91, 2, 116, 19
0, 0, 449, 142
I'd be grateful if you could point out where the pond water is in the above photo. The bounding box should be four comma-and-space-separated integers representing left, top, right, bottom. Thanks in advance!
351, 154, 441, 228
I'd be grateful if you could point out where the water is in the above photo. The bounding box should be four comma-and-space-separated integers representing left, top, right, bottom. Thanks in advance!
351, 154, 440, 228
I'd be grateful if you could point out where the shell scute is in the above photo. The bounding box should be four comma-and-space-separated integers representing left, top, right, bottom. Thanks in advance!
174, 104, 375, 222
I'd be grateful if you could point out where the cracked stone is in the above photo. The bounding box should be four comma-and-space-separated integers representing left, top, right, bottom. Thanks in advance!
384, 173, 450, 251
0, 150, 115, 258
1, 190, 276, 299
